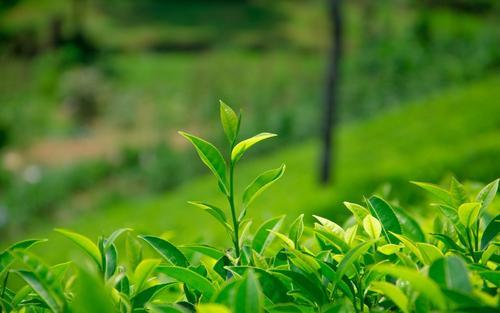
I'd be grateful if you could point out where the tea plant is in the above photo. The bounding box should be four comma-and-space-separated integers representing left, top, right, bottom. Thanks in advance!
0, 101, 498, 313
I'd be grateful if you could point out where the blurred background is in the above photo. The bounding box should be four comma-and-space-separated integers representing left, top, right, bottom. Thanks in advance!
0, 0, 499, 256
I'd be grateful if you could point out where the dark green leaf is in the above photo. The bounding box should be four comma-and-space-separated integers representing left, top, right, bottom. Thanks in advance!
367, 196, 402, 243
481, 214, 500, 249
139, 235, 189, 267
234, 270, 263, 313
429, 256, 471, 293
157, 266, 215, 299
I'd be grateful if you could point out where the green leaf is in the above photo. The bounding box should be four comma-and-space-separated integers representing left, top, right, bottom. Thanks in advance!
242, 164, 285, 208
367, 196, 402, 243
479, 270, 500, 286
317, 261, 354, 300
268, 230, 295, 249
450, 177, 468, 206
369, 281, 409, 313
13, 251, 66, 313
0, 238, 46, 275
476, 179, 499, 214
377, 244, 401, 255
132, 283, 172, 309
481, 214, 500, 249
252, 216, 285, 254
133, 258, 160, 294
416, 243, 443, 265
188, 201, 232, 232
148, 303, 191, 313
271, 269, 327, 305
373, 264, 446, 310
429, 256, 471, 293
180, 244, 224, 260
288, 214, 304, 246
198, 303, 232, 313
234, 270, 263, 313
363, 215, 381, 239
139, 235, 189, 267
391, 232, 424, 264
430, 233, 465, 253
231, 133, 276, 163
70, 266, 115, 313
393, 206, 426, 242
412, 181, 454, 207
104, 228, 132, 250
54, 228, 101, 269
343, 202, 370, 225
219, 100, 239, 144
178, 131, 228, 192
457, 202, 481, 227
333, 240, 374, 290
157, 266, 215, 299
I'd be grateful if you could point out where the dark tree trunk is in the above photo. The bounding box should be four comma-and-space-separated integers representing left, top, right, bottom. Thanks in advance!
320, 0, 343, 184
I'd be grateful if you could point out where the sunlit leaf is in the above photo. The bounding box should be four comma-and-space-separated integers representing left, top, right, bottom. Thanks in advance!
139, 235, 189, 267
412, 181, 454, 207
416, 243, 443, 265
188, 202, 232, 232
252, 216, 285, 254
219, 100, 240, 144
231, 133, 276, 163
157, 266, 215, 299
457, 202, 481, 227
373, 264, 446, 310
481, 214, 499, 249
133, 259, 160, 294
178, 131, 228, 192
367, 196, 402, 243
289, 214, 304, 246
476, 179, 499, 214
198, 303, 232, 313
370, 281, 409, 313
363, 215, 381, 239
54, 228, 101, 269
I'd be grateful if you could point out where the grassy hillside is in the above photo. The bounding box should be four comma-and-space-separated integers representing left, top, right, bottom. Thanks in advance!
16, 76, 500, 261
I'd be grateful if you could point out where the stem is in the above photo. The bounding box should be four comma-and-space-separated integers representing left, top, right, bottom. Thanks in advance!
474, 219, 480, 251
228, 163, 240, 259
465, 228, 477, 263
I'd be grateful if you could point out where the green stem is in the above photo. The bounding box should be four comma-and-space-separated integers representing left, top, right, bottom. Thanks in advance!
228, 163, 240, 260
465, 228, 477, 263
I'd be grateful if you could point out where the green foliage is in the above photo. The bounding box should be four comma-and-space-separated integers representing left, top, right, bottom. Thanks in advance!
0, 102, 498, 312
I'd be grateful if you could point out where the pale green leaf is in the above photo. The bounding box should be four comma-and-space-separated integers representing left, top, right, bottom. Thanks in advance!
231, 133, 276, 163
363, 215, 382, 239
457, 202, 481, 227
179, 131, 227, 192
370, 281, 409, 313
219, 100, 239, 144
54, 228, 101, 269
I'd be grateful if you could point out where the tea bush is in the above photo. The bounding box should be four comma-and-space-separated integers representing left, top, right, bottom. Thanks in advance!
0, 102, 498, 312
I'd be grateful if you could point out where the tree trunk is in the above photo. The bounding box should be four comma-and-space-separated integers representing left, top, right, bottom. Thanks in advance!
320, 0, 343, 184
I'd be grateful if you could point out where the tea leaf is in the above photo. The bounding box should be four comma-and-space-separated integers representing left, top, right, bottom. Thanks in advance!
429, 256, 471, 293
179, 131, 228, 192
234, 270, 263, 313
188, 201, 232, 232
457, 202, 481, 227
180, 244, 224, 260
370, 281, 409, 313
198, 303, 232, 313
252, 215, 285, 254
343, 202, 370, 225
367, 196, 402, 243
476, 179, 499, 214
232, 133, 276, 163
219, 100, 240, 144
363, 215, 381, 239
373, 264, 446, 310
157, 266, 216, 299
104, 228, 132, 250
242, 164, 285, 208
412, 181, 454, 207
377, 244, 401, 255
481, 214, 500, 249
333, 240, 374, 290
54, 228, 101, 269
139, 235, 189, 267
133, 259, 160, 294
289, 214, 305, 246
416, 243, 443, 265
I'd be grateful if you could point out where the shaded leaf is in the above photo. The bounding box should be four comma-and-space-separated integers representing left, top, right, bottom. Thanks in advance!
367, 196, 402, 243
139, 235, 189, 267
